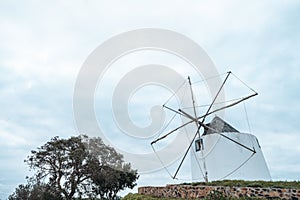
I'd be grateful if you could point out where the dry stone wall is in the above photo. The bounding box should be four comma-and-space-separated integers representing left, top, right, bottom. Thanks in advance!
138, 184, 300, 199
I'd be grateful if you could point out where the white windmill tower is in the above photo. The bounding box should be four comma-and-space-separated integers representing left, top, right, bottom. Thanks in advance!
151, 71, 271, 182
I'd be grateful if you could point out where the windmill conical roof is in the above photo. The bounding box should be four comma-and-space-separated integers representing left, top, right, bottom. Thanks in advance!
203, 116, 239, 135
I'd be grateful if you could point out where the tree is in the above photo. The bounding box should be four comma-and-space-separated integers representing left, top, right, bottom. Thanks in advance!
22, 135, 138, 199
90, 164, 138, 199
8, 184, 31, 200
8, 178, 62, 200
25, 136, 88, 199
81, 136, 139, 199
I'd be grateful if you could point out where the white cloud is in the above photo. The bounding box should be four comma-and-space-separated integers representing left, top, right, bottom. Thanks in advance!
258, 131, 300, 180
0, 0, 300, 199
0, 120, 31, 147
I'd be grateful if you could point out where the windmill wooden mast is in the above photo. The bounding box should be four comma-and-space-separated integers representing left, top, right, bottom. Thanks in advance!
150, 71, 271, 182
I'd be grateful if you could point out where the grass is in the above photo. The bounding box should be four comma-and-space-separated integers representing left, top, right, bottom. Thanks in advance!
182, 179, 300, 189
123, 180, 300, 199
123, 193, 185, 200
122, 193, 269, 200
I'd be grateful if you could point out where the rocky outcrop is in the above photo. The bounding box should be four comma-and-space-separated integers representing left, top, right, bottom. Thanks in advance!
138, 184, 300, 199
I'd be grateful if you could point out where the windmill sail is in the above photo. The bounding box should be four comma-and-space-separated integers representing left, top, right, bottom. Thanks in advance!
151, 72, 271, 182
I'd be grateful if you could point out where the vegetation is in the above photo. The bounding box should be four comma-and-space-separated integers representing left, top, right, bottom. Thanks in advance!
9, 135, 138, 200
9, 134, 299, 199
123, 193, 269, 200
123, 180, 299, 200
183, 179, 300, 189
8, 178, 63, 200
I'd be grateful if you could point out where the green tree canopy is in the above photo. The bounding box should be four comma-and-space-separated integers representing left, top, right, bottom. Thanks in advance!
8, 178, 62, 200
10, 135, 138, 200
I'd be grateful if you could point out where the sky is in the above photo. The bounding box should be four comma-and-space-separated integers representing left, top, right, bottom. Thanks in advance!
1, 0, 300, 199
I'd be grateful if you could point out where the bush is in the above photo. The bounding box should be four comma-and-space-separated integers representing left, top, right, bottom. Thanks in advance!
205, 190, 227, 200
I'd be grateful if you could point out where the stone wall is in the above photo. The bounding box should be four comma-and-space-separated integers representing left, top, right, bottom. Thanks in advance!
138, 184, 300, 199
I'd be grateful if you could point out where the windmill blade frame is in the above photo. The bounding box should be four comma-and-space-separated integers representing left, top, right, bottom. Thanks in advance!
150, 71, 267, 182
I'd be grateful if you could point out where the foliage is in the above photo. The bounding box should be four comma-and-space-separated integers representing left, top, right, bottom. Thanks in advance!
12, 135, 139, 200
8, 179, 62, 200
25, 136, 88, 199
84, 137, 139, 199
8, 184, 31, 200
205, 190, 227, 200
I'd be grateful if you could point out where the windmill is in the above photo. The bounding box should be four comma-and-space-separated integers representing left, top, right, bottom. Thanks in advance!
151, 71, 271, 182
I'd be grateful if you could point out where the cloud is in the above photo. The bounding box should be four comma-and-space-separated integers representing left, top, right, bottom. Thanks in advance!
0, 120, 31, 147
258, 131, 300, 180
0, 0, 300, 199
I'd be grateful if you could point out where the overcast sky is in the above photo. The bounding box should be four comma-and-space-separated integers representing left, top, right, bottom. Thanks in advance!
1, 0, 300, 199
